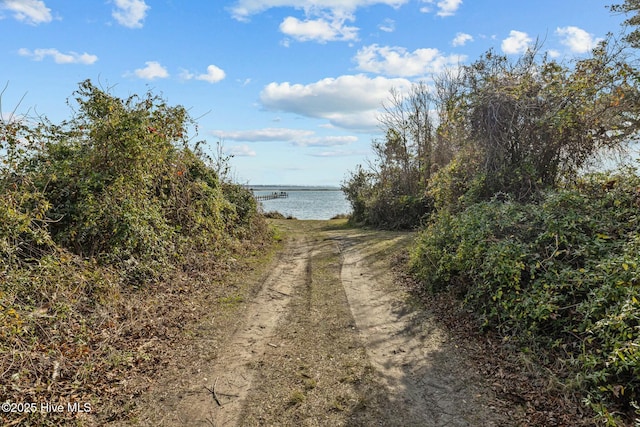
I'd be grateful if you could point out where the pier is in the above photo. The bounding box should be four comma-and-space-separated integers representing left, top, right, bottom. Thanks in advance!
254, 191, 289, 201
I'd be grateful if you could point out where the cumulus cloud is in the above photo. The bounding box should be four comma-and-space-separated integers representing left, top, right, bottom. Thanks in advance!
259, 74, 412, 132
133, 61, 168, 80
354, 44, 464, 77
1, 0, 52, 25
197, 65, 226, 83
420, 0, 462, 17
18, 48, 97, 64
452, 32, 473, 47
227, 144, 256, 157
547, 49, 561, 58
180, 66, 226, 83
112, 0, 149, 28
434, 0, 462, 16
230, 1, 408, 44
229, 0, 407, 21
501, 30, 532, 54
556, 26, 600, 54
280, 15, 358, 43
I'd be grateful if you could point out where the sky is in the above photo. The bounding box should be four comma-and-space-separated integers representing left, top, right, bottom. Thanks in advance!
0, 0, 631, 186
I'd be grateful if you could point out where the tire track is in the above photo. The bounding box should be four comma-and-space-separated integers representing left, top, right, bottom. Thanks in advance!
338, 232, 504, 426
165, 234, 312, 426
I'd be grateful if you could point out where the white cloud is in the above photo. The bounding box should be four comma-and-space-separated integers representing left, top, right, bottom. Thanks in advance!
197, 65, 226, 83
1, 0, 52, 25
280, 15, 358, 43
378, 18, 395, 33
133, 61, 168, 80
212, 128, 315, 142
294, 135, 358, 147
556, 26, 599, 54
229, 0, 407, 21
212, 128, 357, 148
452, 32, 473, 47
227, 144, 256, 157
501, 30, 532, 54
181, 65, 226, 83
112, 0, 149, 28
259, 74, 413, 131
18, 48, 97, 64
547, 49, 561, 58
435, 0, 462, 17
420, 0, 462, 17
354, 44, 464, 77
179, 69, 194, 80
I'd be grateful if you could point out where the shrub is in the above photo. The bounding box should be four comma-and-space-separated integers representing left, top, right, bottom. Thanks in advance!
2, 79, 267, 283
410, 168, 640, 423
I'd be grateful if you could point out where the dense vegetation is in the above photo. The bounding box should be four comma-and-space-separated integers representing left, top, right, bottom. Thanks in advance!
0, 80, 269, 423
410, 172, 640, 423
342, 10, 640, 424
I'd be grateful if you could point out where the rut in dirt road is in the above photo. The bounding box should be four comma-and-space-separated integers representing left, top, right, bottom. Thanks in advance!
335, 231, 503, 426
152, 233, 314, 426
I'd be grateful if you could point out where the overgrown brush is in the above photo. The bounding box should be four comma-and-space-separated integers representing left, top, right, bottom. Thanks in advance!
410, 168, 640, 424
0, 80, 271, 424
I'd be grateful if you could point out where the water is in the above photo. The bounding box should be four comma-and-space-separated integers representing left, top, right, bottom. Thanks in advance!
250, 186, 351, 220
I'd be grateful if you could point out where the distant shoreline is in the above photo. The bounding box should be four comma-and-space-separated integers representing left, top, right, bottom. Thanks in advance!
247, 185, 341, 192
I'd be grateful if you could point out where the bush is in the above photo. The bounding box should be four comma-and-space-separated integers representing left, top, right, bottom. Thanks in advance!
410, 168, 640, 423
0, 81, 273, 424
1, 79, 267, 281
342, 165, 432, 230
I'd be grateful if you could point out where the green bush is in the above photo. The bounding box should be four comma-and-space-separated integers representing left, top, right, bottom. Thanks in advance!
342, 166, 432, 230
1, 79, 265, 283
410, 168, 640, 423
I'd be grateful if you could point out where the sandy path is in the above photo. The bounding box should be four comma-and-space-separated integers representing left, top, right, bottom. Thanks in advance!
130, 221, 507, 426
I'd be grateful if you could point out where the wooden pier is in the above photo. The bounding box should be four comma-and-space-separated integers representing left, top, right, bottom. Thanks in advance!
254, 191, 289, 201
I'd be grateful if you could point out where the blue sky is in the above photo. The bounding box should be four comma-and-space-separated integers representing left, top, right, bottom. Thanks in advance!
0, 0, 629, 185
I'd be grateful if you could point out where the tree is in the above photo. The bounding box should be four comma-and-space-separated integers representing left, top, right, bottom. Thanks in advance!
610, 0, 640, 48
430, 37, 640, 206
342, 82, 437, 229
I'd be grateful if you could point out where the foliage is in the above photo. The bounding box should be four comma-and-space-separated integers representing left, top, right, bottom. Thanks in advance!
5, 80, 262, 283
344, 36, 640, 227
341, 164, 432, 229
1, 80, 272, 424
434, 38, 640, 208
610, 0, 640, 48
410, 169, 640, 423
342, 83, 438, 229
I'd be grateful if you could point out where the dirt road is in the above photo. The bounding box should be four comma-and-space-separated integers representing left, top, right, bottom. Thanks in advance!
130, 220, 509, 426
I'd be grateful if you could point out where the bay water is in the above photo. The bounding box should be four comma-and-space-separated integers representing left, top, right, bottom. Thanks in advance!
250, 186, 351, 220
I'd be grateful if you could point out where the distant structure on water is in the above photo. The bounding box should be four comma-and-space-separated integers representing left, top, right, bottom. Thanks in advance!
253, 191, 289, 201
